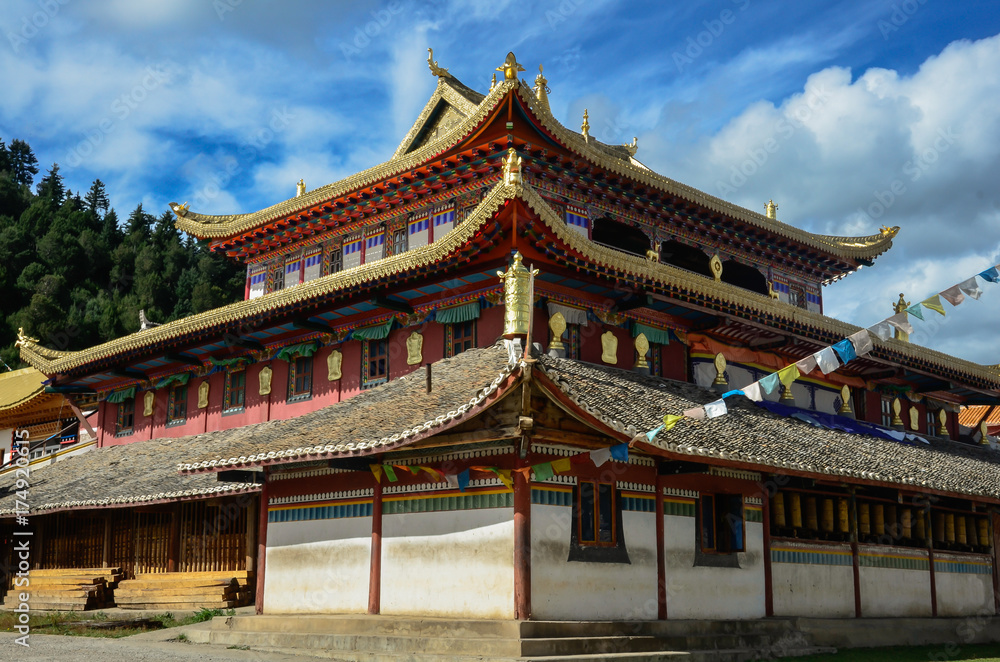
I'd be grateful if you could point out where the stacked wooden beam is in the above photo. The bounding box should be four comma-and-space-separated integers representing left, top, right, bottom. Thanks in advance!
114, 571, 254, 610
6, 567, 124, 611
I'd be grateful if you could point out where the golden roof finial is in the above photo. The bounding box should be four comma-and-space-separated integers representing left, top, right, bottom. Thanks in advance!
15, 327, 38, 347
533, 64, 550, 112
765, 199, 778, 219
427, 48, 450, 78
625, 136, 638, 157
893, 293, 910, 343
296, 179, 305, 197
496, 51, 525, 82
490, 73, 497, 91
581, 109, 590, 142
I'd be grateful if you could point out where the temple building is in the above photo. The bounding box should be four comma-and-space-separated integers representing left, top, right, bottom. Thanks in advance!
4, 52, 1000, 628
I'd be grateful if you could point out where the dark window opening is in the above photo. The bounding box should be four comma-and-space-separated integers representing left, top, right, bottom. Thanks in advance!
364, 339, 388, 388
592, 216, 650, 257
569, 481, 630, 563
721, 260, 769, 296
116, 397, 135, 436
448, 321, 476, 357
224, 370, 246, 413
167, 386, 187, 426
288, 356, 313, 401
660, 240, 714, 278
699, 493, 745, 554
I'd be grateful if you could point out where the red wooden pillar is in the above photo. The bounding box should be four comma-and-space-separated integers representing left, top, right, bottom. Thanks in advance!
513, 459, 531, 620
929, 548, 938, 617
851, 541, 862, 618
368, 477, 383, 615
655, 472, 667, 620
992, 513, 1000, 615
761, 493, 774, 617
255, 471, 269, 614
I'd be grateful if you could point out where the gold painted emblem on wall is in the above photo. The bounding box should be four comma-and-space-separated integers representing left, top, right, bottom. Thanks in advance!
548, 312, 566, 352
839, 385, 853, 415
601, 331, 618, 364
710, 253, 723, 282
198, 381, 209, 409
891, 398, 903, 427
327, 349, 343, 381
712, 352, 727, 386
259, 366, 272, 396
143, 391, 154, 417
938, 409, 949, 438
909, 406, 919, 431
406, 332, 424, 366
634, 333, 649, 370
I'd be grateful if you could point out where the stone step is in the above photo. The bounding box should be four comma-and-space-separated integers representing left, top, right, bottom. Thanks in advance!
215, 614, 522, 639
521, 619, 796, 640
206, 630, 524, 657
520, 634, 781, 656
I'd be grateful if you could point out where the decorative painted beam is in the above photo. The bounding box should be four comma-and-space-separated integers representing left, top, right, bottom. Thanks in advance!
371, 295, 414, 315
292, 318, 332, 334
166, 352, 204, 368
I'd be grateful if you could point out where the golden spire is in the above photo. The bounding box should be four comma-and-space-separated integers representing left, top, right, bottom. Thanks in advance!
490, 73, 497, 91
497, 252, 538, 337
893, 293, 910, 343
496, 51, 525, 82
765, 199, 778, 219
427, 48, 450, 77
581, 109, 590, 142
533, 64, 550, 112
296, 179, 305, 197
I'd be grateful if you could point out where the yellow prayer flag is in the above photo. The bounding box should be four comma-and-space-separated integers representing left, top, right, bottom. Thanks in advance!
662, 414, 684, 431
494, 469, 513, 490
778, 364, 800, 388
921, 295, 946, 316
369, 464, 383, 483
551, 458, 572, 474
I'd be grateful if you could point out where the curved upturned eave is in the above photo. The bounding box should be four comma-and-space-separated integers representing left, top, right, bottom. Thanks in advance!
172, 75, 897, 267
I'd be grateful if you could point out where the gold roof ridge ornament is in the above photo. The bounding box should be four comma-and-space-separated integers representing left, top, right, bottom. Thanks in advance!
490, 73, 497, 91
533, 64, 550, 112
14, 327, 38, 347
427, 48, 450, 78
502, 148, 522, 186
498, 251, 538, 337
765, 199, 778, 220
581, 109, 590, 142
296, 179, 305, 197
169, 202, 190, 220
497, 51, 525, 82
625, 136, 638, 157
893, 293, 910, 343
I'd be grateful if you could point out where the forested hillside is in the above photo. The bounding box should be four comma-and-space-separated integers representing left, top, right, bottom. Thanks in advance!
0, 137, 244, 370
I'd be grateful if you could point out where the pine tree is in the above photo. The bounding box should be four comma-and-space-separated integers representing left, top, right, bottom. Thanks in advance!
83, 179, 110, 220
8, 139, 38, 188
36, 164, 65, 203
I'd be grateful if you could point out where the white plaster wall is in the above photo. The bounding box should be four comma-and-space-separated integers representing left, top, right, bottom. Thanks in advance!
664, 516, 766, 619
381, 509, 514, 619
531, 505, 658, 620
858, 547, 932, 617
264, 515, 372, 614
771, 542, 854, 618
934, 553, 994, 617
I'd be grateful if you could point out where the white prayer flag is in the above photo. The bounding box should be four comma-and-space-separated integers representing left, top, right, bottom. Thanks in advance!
704, 399, 727, 419
940, 284, 965, 306
445, 474, 460, 489
741, 382, 763, 402
683, 406, 706, 420
590, 447, 612, 466
886, 312, 913, 335
848, 329, 873, 357
814, 347, 840, 375
958, 277, 982, 300
869, 321, 893, 341
796, 355, 818, 375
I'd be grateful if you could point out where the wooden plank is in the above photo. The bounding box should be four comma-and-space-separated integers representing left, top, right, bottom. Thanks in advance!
117, 600, 237, 610
115, 587, 235, 598
134, 570, 251, 578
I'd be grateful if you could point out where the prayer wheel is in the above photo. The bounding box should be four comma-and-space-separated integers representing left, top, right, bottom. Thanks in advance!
956, 514, 967, 545
873, 504, 885, 536
790, 493, 803, 528
859, 503, 871, 535
901, 508, 912, 539
914, 510, 926, 541
945, 513, 956, 543
773, 493, 786, 527
978, 518, 990, 547
821, 499, 834, 533
805, 497, 818, 530
838, 499, 850, 533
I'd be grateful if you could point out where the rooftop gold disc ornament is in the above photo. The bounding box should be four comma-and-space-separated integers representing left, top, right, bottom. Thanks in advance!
712, 352, 727, 386
710, 253, 723, 282
634, 333, 649, 370
497, 252, 537, 337
497, 51, 525, 81
548, 312, 566, 352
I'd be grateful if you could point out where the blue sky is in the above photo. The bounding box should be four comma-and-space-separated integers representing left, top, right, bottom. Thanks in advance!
2, 0, 1000, 364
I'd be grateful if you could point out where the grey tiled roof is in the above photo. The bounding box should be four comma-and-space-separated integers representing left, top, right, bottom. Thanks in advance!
178, 344, 517, 473
535, 356, 1000, 500
0, 436, 259, 515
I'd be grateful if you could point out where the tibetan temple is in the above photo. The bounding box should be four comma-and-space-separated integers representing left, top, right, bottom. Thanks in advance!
4, 52, 1000, 627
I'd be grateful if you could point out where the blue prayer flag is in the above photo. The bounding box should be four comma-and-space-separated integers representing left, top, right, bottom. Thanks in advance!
457, 469, 470, 492
759, 372, 780, 395
832, 338, 857, 365
609, 444, 629, 462
979, 267, 1000, 283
